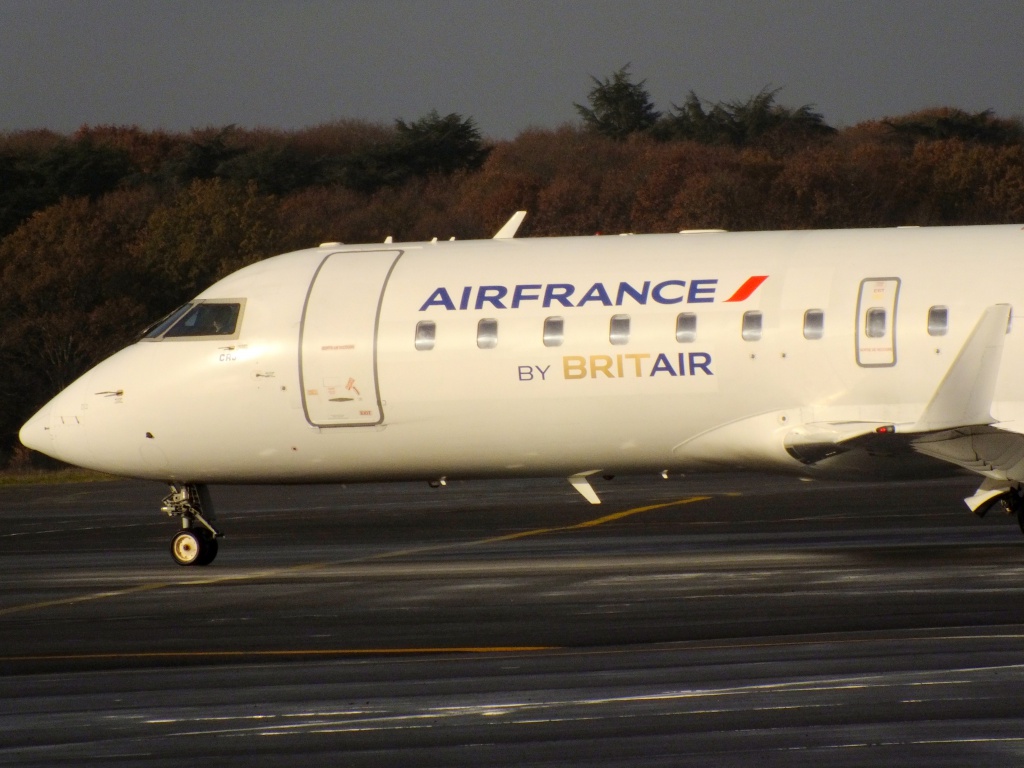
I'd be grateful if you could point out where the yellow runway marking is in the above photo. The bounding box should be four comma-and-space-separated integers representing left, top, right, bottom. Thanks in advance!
0, 494, 715, 620
0, 582, 168, 618
476, 496, 711, 544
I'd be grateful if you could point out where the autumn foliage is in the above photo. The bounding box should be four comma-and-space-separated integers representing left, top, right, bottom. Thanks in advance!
3, 105, 1024, 465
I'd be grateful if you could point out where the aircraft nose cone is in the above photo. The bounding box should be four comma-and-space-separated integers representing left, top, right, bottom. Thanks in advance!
19, 402, 54, 455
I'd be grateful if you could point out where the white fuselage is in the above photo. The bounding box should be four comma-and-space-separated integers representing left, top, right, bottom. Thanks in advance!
19, 225, 1024, 488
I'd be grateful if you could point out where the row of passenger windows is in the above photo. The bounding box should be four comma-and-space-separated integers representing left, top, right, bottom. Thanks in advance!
413, 305, 953, 350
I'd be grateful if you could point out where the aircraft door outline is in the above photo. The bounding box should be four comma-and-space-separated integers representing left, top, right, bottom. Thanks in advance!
299, 250, 403, 427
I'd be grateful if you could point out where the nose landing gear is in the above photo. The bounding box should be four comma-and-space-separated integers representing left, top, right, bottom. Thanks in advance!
161, 484, 223, 566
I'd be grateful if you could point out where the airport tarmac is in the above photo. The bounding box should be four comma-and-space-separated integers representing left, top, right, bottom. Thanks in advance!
2, 472, 1024, 766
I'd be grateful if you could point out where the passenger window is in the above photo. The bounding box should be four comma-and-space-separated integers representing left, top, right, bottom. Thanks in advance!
543, 316, 564, 347
803, 309, 824, 340
477, 318, 498, 349
741, 311, 762, 341
676, 313, 697, 343
163, 302, 242, 338
414, 320, 436, 350
865, 307, 886, 338
927, 306, 948, 336
609, 314, 630, 345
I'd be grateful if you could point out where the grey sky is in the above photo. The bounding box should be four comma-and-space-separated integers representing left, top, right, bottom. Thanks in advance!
2, 0, 1022, 138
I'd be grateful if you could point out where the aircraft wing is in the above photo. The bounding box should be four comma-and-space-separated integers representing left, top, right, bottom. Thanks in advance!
785, 304, 1024, 513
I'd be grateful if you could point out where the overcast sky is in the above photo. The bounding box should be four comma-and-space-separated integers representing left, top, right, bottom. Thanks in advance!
2, 0, 1022, 138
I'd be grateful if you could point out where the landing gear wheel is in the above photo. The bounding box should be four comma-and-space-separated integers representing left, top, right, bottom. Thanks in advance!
170, 530, 203, 566
161, 484, 223, 565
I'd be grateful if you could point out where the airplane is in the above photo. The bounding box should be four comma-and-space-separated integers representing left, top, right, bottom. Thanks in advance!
18, 213, 1024, 566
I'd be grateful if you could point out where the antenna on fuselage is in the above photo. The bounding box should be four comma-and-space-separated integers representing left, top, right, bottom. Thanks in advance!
493, 211, 527, 239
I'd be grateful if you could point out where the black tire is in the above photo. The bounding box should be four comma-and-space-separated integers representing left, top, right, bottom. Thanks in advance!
195, 533, 219, 566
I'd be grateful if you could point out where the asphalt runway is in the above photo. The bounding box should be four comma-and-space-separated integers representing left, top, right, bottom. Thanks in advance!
2, 472, 1024, 766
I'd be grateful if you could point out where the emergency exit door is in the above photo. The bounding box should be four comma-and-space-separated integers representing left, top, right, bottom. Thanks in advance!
855, 277, 900, 367
300, 250, 402, 427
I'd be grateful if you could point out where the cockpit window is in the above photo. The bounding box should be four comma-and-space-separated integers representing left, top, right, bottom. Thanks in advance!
142, 303, 194, 339
143, 300, 245, 341
165, 302, 242, 337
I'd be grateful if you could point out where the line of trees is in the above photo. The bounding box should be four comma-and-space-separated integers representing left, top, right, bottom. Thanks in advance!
3, 69, 1024, 467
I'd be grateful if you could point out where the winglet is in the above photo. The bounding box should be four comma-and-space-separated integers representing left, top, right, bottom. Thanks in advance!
493, 211, 527, 239
908, 304, 1011, 433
